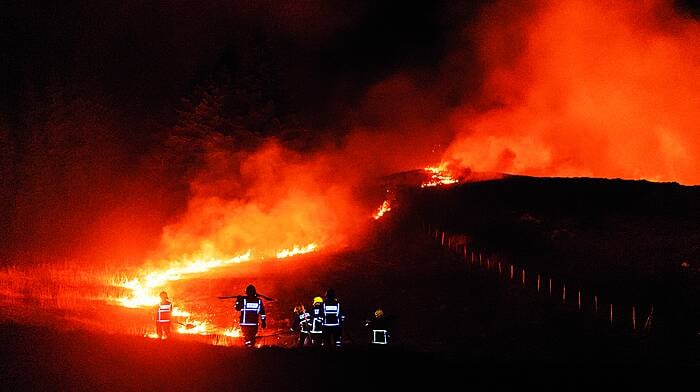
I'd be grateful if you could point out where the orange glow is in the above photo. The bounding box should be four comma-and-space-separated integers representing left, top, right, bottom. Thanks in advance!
373, 200, 392, 220
421, 163, 460, 188
177, 320, 210, 335
444, 0, 700, 184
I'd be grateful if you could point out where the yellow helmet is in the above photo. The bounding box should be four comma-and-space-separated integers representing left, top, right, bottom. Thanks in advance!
374, 309, 384, 318
313, 296, 323, 305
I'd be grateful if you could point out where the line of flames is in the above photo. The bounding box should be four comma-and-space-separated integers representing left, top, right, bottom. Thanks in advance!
421, 164, 459, 188
113, 244, 318, 339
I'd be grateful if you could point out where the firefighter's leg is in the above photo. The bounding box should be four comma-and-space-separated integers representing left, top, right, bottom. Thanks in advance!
242, 326, 253, 347
164, 322, 171, 339
333, 327, 342, 348
156, 323, 163, 339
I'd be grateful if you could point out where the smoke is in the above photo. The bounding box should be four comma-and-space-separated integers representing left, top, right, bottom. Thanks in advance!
442, 0, 700, 184
152, 136, 368, 264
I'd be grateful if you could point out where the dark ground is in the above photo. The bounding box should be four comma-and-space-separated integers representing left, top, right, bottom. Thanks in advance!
2, 176, 699, 390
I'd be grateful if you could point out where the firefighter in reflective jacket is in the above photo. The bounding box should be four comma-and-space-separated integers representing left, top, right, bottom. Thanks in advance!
234, 284, 266, 347
365, 309, 390, 345
309, 296, 324, 346
322, 289, 345, 348
291, 304, 311, 347
156, 291, 172, 339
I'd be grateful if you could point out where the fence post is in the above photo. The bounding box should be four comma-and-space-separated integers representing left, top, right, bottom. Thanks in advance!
498, 262, 502, 274
562, 283, 566, 304
537, 274, 541, 292
548, 278, 553, 296
441, 232, 445, 246
510, 264, 514, 280
594, 295, 598, 313
577, 289, 581, 310
521, 269, 525, 287
609, 303, 613, 325
632, 305, 636, 331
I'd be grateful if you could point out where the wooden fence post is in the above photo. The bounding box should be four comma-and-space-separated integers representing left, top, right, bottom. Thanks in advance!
594, 295, 598, 313
609, 303, 613, 325
562, 284, 566, 304
577, 289, 581, 310
537, 274, 541, 292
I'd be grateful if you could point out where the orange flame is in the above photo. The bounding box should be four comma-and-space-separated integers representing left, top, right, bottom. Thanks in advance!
112, 250, 252, 308
373, 200, 392, 220
276, 243, 318, 259
421, 164, 460, 188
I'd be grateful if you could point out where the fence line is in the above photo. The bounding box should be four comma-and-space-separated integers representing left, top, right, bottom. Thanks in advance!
428, 226, 651, 335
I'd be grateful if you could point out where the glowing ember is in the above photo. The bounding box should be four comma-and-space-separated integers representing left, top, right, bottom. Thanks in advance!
373, 200, 392, 220
421, 164, 459, 188
276, 243, 318, 259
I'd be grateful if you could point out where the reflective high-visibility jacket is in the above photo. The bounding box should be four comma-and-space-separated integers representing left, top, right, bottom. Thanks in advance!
310, 305, 324, 334
235, 295, 266, 326
365, 316, 390, 345
322, 300, 344, 327
293, 309, 311, 333
157, 300, 172, 323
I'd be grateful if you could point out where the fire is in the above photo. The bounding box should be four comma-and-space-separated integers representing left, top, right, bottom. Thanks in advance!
113, 250, 252, 308
443, 0, 700, 184
223, 327, 242, 337
177, 320, 209, 335
276, 243, 318, 259
421, 164, 460, 188
373, 200, 392, 220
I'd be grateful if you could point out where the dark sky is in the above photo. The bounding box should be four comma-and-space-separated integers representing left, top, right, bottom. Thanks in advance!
1, 1, 482, 133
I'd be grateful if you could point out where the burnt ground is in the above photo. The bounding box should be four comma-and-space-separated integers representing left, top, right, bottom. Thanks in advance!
2, 176, 700, 389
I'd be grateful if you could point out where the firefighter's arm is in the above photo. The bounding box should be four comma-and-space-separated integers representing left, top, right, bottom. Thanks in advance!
260, 301, 266, 329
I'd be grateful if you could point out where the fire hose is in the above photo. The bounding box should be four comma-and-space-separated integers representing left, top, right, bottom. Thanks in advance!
217, 293, 276, 301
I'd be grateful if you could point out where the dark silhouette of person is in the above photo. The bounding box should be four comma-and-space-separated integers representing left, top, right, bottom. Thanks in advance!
235, 284, 266, 347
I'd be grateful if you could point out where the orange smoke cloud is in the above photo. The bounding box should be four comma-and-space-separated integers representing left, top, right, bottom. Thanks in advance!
153, 139, 366, 264
444, 0, 700, 184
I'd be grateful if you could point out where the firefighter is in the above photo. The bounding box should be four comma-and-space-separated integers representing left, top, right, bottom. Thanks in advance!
291, 304, 311, 347
234, 284, 266, 347
156, 291, 172, 339
322, 289, 345, 348
309, 296, 325, 346
365, 308, 390, 346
